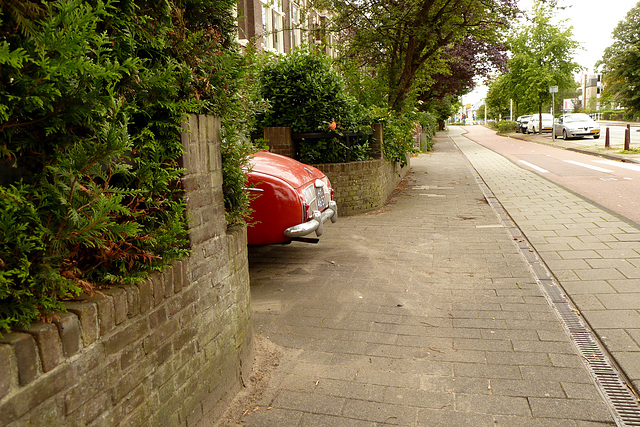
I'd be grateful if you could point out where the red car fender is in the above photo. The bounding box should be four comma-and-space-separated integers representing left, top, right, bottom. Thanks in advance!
246, 171, 306, 245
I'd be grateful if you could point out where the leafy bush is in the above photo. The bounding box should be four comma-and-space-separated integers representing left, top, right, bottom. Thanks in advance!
0, 0, 248, 334
495, 120, 516, 134
416, 111, 437, 151
254, 48, 372, 164
371, 109, 416, 167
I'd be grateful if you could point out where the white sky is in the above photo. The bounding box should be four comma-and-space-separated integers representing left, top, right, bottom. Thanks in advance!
462, 0, 639, 106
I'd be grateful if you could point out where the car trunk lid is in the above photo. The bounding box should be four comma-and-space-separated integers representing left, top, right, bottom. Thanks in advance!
248, 151, 324, 189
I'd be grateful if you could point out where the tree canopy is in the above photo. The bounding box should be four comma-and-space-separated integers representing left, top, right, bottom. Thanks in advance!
599, 3, 640, 113
321, 0, 518, 113
486, 0, 580, 119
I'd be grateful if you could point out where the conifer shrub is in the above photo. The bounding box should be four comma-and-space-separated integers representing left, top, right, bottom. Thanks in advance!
0, 0, 251, 334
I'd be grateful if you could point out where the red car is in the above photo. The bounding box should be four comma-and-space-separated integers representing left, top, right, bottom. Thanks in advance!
245, 151, 338, 245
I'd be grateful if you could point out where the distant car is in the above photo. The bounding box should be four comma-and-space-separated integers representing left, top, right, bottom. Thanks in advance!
244, 151, 338, 245
527, 113, 554, 134
515, 115, 531, 133
553, 113, 601, 140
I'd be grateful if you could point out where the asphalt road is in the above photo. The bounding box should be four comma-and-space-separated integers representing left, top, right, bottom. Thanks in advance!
470, 132, 640, 226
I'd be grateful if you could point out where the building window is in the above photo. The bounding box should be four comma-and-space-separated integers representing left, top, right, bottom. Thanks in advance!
292, 4, 303, 47
261, 0, 284, 53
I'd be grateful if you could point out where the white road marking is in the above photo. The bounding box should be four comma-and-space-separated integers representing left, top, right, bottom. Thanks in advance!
593, 159, 640, 172
519, 160, 549, 173
563, 160, 613, 173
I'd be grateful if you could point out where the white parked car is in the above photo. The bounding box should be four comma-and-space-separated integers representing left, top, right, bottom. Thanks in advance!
553, 113, 601, 140
527, 113, 554, 134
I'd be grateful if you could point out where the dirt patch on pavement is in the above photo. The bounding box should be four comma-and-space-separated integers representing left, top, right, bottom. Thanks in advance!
212, 335, 284, 426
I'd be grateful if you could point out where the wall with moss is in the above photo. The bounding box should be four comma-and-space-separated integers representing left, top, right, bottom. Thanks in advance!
0, 115, 253, 426
314, 157, 409, 216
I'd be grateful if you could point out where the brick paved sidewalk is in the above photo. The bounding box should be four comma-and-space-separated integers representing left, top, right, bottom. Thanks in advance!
213, 133, 616, 426
458, 125, 640, 395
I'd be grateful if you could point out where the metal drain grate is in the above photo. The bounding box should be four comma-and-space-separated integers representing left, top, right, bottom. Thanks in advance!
465, 158, 640, 426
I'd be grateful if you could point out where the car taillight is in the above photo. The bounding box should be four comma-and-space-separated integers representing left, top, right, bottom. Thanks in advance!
330, 188, 335, 199
303, 202, 310, 219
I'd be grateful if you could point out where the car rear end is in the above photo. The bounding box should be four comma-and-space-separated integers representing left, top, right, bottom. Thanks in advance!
245, 151, 338, 245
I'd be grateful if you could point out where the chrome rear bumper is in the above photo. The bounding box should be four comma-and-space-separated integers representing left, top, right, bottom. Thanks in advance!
284, 201, 338, 238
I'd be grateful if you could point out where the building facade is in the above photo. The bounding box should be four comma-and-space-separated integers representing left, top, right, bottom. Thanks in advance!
236, 0, 335, 55
582, 73, 603, 110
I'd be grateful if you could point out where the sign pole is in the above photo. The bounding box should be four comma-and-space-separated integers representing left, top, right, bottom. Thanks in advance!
549, 86, 558, 141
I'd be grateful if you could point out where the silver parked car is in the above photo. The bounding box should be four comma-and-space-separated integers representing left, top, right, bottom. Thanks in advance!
527, 113, 554, 134
553, 113, 601, 140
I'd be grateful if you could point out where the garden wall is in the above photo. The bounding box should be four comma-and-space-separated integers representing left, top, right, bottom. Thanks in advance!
0, 115, 253, 426
314, 158, 409, 216
264, 123, 410, 216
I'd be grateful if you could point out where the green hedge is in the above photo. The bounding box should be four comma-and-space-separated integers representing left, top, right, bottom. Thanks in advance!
254, 48, 372, 164
0, 0, 248, 334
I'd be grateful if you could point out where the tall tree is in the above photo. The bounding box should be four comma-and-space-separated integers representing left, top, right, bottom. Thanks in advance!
485, 74, 513, 119
323, 0, 518, 113
418, 36, 509, 105
599, 3, 640, 113
506, 0, 580, 125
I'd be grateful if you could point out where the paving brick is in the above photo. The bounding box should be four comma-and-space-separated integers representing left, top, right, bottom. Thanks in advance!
314, 379, 385, 402
272, 390, 345, 416
573, 268, 627, 281
520, 365, 594, 383
484, 351, 550, 367
528, 397, 613, 422
341, 399, 418, 425
581, 309, 640, 329
453, 363, 522, 380
609, 352, 640, 382
242, 408, 303, 426
490, 378, 565, 398
416, 409, 495, 426
454, 394, 531, 416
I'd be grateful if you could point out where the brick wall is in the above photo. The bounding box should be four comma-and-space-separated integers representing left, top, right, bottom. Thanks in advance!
263, 126, 295, 158
315, 157, 409, 216
0, 115, 253, 426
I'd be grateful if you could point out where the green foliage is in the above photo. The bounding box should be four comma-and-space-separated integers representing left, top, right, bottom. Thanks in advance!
0, 184, 62, 332
255, 48, 372, 164
495, 120, 516, 134
599, 3, 640, 114
0, 0, 248, 333
414, 110, 437, 151
371, 108, 417, 167
321, 0, 517, 112
221, 129, 256, 226
495, 0, 580, 115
